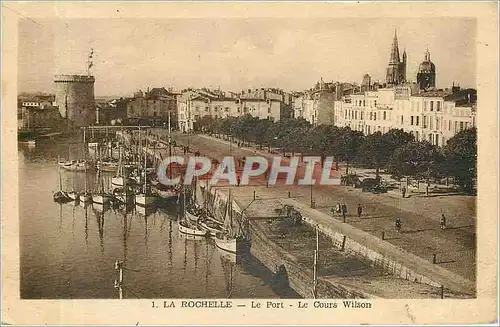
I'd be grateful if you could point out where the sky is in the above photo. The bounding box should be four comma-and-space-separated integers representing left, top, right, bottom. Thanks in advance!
18, 18, 476, 97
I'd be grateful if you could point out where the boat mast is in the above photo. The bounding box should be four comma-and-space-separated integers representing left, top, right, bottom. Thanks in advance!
83, 127, 88, 194
168, 111, 172, 179
144, 134, 148, 194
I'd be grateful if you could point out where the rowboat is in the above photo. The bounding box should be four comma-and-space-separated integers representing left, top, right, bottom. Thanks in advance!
178, 220, 209, 237
79, 192, 93, 203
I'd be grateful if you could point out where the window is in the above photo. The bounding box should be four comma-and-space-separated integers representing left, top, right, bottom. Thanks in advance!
360, 112, 364, 120
411, 116, 414, 125
437, 101, 441, 111
401, 115, 403, 124
454, 121, 458, 132
430, 101, 434, 111
268, 107, 271, 113
424, 101, 427, 111
460, 121, 464, 130
423, 116, 427, 128
345, 110, 347, 119
355, 111, 358, 119
416, 116, 420, 126
430, 117, 433, 129
383, 111, 386, 120
374, 100, 377, 106
448, 120, 451, 130
363, 100, 366, 106
370, 112, 373, 120
374, 113, 377, 120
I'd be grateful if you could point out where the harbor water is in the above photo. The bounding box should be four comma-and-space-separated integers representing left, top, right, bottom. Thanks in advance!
19, 137, 299, 299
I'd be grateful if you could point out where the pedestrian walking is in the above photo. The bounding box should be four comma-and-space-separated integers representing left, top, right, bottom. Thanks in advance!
395, 217, 402, 233
440, 214, 446, 230
402, 186, 406, 198
357, 204, 363, 217
237, 175, 241, 186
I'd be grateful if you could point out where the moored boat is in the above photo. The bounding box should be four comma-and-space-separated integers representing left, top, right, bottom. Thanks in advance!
214, 233, 238, 253
178, 220, 209, 237
53, 190, 70, 202
199, 219, 224, 236
92, 193, 111, 204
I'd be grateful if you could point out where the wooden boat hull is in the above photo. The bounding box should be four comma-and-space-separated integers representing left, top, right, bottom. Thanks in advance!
178, 220, 208, 236
199, 220, 224, 236
214, 235, 238, 254
154, 187, 178, 200
92, 194, 111, 204
79, 193, 93, 203
135, 194, 156, 207
111, 177, 124, 187
67, 191, 79, 201
185, 210, 200, 223
53, 190, 70, 202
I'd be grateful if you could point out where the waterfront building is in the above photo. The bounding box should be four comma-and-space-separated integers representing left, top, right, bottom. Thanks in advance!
177, 88, 292, 132
126, 87, 178, 126
334, 84, 476, 146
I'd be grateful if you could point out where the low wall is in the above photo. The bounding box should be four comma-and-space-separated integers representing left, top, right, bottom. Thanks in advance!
282, 199, 475, 296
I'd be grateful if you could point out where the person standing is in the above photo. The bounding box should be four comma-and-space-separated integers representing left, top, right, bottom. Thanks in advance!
357, 204, 363, 217
402, 186, 406, 198
440, 214, 447, 230
341, 203, 348, 222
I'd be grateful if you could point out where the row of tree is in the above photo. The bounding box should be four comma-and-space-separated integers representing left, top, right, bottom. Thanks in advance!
192, 115, 477, 193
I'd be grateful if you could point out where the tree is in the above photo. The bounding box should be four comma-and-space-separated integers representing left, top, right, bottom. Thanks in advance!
357, 132, 387, 177
336, 127, 364, 175
387, 141, 444, 181
443, 127, 477, 193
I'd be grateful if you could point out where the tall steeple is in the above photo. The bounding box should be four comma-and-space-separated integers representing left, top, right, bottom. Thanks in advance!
389, 30, 401, 64
386, 30, 405, 86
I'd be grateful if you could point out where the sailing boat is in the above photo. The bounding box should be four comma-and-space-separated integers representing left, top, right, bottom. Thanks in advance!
79, 129, 92, 203
53, 155, 70, 202
93, 145, 112, 205
66, 145, 80, 201
214, 189, 242, 254
111, 132, 127, 188
178, 186, 209, 236
154, 111, 180, 201
135, 130, 156, 207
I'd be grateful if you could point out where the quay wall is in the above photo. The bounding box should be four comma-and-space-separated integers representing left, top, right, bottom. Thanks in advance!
282, 200, 475, 296
198, 185, 373, 299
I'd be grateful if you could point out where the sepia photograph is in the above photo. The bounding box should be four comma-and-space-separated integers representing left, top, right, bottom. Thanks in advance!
2, 1, 498, 325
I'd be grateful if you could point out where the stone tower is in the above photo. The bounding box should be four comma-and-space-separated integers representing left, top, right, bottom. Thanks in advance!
54, 74, 96, 128
386, 30, 407, 86
417, 48, 436, 90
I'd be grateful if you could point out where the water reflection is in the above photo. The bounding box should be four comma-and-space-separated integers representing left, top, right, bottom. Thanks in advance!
19, 137, 300, 299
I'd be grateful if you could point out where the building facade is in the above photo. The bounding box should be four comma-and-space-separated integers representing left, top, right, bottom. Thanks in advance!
126, 87, 177, 126
334, 85, 476, 146
177, 89, 292, 132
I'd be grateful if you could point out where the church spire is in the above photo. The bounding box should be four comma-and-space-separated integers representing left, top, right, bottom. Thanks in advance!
389, 29, 400, 64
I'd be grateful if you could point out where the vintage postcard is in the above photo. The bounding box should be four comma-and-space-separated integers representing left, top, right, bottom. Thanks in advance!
1, 1, 498, 325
